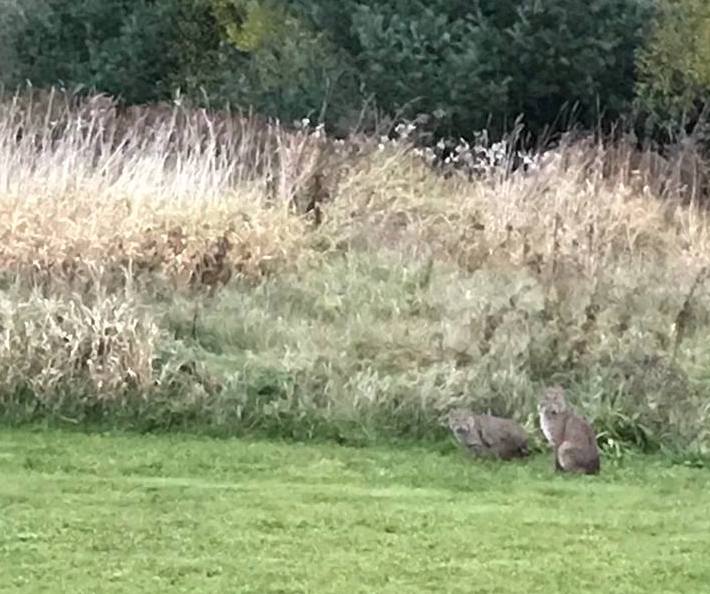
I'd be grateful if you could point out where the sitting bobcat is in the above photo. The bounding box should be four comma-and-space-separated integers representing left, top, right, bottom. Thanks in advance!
538, 385, 600, 475
447, 409, 529, 460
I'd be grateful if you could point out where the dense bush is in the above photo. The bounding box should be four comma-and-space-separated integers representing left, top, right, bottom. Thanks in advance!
0, 0, 220, 104
207, 0, 362, 129
635, 0, 710, 140
289, 0, 654, 137
1, 0, 659, 139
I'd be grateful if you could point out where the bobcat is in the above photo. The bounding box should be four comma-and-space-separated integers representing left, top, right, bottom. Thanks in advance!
447, 409, 530, 460
538, 385, 600, 475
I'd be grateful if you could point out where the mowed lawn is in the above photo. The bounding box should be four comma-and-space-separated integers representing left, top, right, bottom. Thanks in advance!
1, 429, 709, 594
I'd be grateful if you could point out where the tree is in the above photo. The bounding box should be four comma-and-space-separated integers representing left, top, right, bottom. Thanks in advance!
290, 0, 655, 139
636, 0, 710, 137
2, 0, 220, 104
206, 0, 362, 129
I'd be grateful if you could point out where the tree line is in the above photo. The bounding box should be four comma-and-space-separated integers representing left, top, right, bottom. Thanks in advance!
1, 0, 708, 144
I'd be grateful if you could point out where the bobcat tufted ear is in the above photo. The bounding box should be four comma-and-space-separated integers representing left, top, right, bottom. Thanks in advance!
542, 385, 567, 408
544, 384, 565, 398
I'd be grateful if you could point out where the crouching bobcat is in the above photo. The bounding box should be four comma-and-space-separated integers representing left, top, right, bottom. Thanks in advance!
447, 409, 530, 460
538, 385, 600, 475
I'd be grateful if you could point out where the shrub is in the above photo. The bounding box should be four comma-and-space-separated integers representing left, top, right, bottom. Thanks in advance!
635, 0, 710, 140
291, 0, 654, 138
206, 0, 363, 131
1, 0, 219, 104
1, 0, 656, 141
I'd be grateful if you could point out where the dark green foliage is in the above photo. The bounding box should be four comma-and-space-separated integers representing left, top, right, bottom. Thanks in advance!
345, 3, 510, 136
287, 0, 655, 137
200, 0, 362, 132
501, 0, 652, 135
635, 0, 710, 140
1, 0, 220, 104
1, 0, 658, 139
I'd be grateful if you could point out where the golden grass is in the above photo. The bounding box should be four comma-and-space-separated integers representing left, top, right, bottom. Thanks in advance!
2, 88, 709, 292
0, 290, 159, 405
0, 89, 334, 293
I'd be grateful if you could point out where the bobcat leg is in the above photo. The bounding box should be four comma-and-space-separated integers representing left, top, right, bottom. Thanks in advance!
553, 447, 563, 472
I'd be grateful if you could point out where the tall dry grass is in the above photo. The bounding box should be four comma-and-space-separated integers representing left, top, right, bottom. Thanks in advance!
0, 88, 363, 294
1, 88, 709, 453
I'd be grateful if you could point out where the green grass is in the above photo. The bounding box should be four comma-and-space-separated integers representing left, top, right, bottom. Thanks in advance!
1, 429, 709, 593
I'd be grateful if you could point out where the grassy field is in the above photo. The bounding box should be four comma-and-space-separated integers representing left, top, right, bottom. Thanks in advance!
1, 428, 709, 593
1, 90, 710, 452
